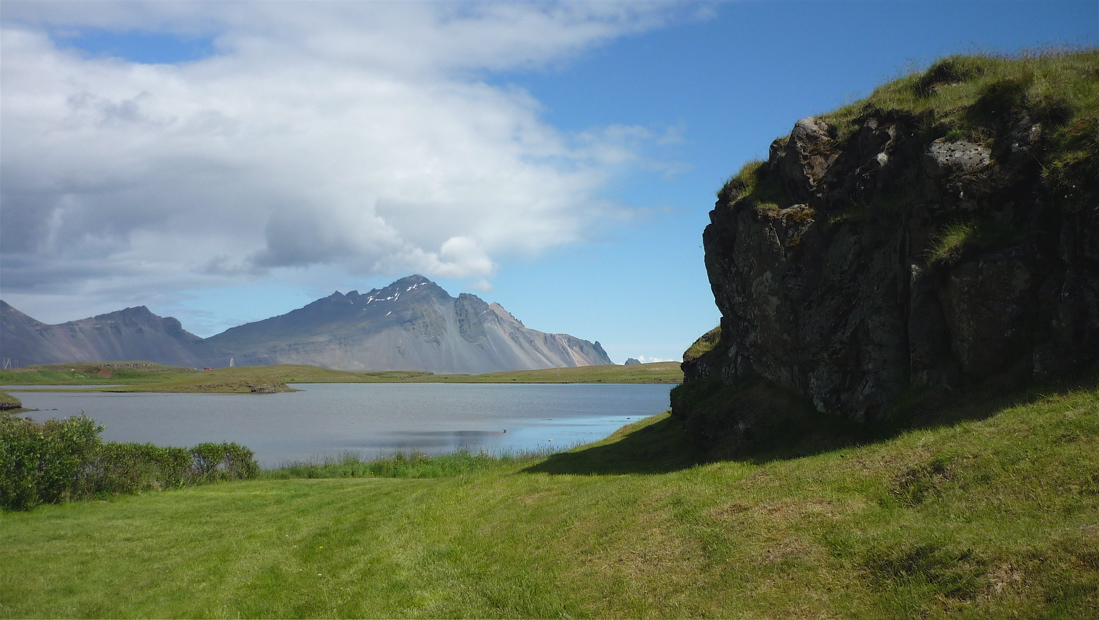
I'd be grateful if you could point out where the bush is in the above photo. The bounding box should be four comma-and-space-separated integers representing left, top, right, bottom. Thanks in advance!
191, 442, 259, 482
1, 416, 259, 511
0, 415, 102, 510
85, 443, 192, 495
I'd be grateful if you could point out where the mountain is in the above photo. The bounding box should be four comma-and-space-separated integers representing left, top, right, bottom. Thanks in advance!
0, 275, 613, 373
674, 51, 1098, 448
202, 275, 611, 372
0, 301, 205, 368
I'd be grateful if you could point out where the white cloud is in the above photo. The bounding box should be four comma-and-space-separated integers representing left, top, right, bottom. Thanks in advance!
0, 1, 690, 322
636, 355, 676, 363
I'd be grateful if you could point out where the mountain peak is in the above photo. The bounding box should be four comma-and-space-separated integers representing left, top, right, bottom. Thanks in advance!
0, 275, 613, 372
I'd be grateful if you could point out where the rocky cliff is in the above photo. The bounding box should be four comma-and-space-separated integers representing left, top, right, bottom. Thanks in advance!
675, 51, 1098, 442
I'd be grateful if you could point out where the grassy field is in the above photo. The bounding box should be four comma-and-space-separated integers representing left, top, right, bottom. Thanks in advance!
0, 361, 682, 393
2, 378, 1096, 618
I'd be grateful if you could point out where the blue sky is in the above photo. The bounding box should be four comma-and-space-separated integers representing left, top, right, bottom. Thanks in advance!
1, 1, 1096, 364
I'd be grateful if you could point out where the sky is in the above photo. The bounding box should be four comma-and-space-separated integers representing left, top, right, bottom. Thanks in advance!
1, 0, 1096, 364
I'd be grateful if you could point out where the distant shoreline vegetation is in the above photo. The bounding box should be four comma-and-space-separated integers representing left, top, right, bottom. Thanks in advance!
0, 361, 683, 393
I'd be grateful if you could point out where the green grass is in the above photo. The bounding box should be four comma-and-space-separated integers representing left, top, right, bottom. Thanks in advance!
717, 48, 1099, 214
0, 390, 21, 411
262, 448, 559, 481
0, 361, 682, 393
683, 325, 721, 363
0, 362, 200, 385
821, 48, 1099, 143
414, 361, 682, 384
2, 379, 1096, 618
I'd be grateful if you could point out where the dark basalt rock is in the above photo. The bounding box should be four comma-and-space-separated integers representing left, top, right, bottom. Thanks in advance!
677, 108, 1098, 435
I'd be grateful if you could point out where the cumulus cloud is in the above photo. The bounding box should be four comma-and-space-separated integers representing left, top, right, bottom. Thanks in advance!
0, 1, 687, 321
636, 355, 676, 363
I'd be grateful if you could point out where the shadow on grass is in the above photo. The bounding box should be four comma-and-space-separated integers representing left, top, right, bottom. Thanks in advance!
523, 414, 707, 476
524, 371, 1098, 477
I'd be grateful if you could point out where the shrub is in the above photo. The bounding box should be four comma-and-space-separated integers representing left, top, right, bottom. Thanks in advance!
0, 417, 46, 511
191, 442, 259, 482
85, 443, 192, 495
1, 416, 259, 511
0, 415, 103, 510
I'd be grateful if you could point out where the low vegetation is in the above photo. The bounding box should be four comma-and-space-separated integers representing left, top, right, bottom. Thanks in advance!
0, 415, 258, 511
262, 449, 555, 481
417, 361, 682, 384
825, 48, 1098, 142
0, 360, 682, 393
2, 374, 1095, 618
682, 325, 721, 363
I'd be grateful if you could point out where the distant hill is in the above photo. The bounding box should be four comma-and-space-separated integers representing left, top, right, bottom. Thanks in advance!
0, 275, 613, 373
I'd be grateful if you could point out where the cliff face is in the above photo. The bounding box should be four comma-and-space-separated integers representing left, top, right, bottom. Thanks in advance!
678, 52, 1098, 433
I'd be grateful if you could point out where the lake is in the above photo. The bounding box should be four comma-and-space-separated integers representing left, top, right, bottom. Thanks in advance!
8, 383, 673, 468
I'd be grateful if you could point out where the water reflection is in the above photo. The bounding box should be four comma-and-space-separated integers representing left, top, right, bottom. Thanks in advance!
9, 383, 671, 467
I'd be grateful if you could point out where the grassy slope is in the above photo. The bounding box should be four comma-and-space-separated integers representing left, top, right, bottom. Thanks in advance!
2, 380, 1096, 619
0, 361, 682, 392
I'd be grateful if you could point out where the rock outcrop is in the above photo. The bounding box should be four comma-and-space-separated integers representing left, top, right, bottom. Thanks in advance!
677, 52, 1098, 436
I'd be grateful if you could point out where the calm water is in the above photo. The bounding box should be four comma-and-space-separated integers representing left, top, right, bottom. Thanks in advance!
9, 383, 672, 467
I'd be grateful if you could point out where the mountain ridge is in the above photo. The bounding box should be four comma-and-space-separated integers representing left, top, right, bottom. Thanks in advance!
0, 275, 613, 372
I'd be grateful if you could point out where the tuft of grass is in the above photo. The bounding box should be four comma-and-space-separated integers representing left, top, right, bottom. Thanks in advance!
925, 218, 1032, 264
716, 159, 786, 212
927, 220, 983, 263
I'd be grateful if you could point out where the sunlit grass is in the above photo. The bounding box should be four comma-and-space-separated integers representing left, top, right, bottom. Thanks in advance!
3, 378, 1097, 618
262, 448, 560, 480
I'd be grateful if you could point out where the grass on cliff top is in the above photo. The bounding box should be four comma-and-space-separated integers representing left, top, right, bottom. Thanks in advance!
824, 48, 1099, 137
720, 48, 1099, 211
683, 325, 721, 363
2, 377, 1096, 619
0, 361, 682, 393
